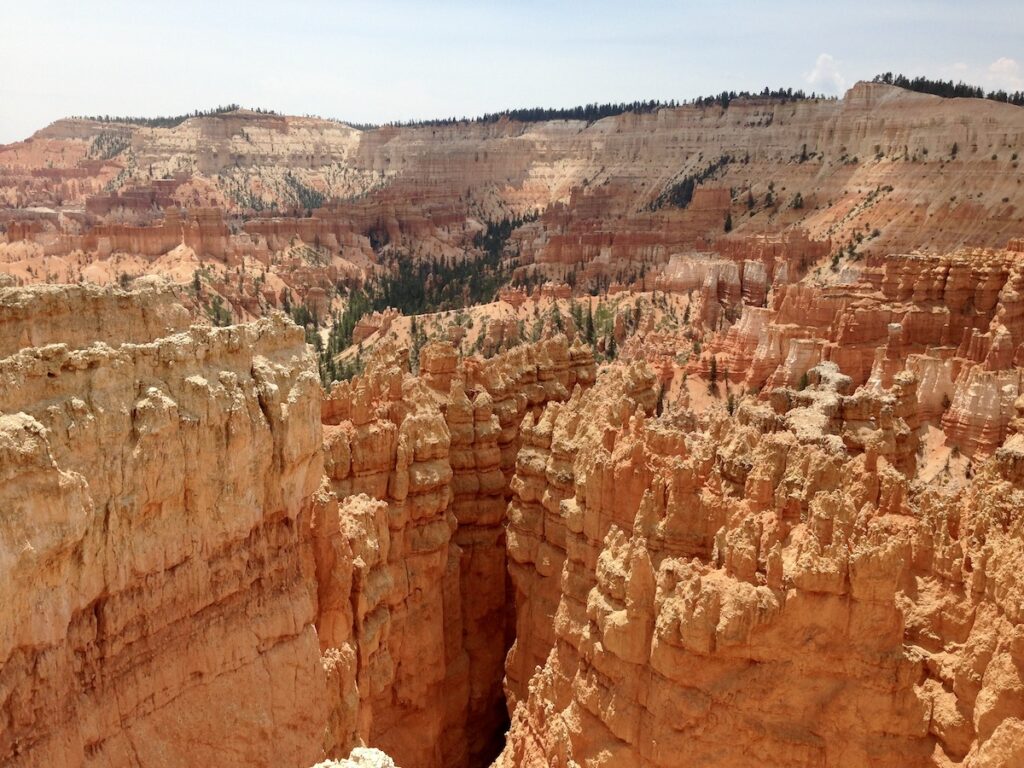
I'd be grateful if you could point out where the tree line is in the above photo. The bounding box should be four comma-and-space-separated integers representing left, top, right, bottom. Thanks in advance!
74, 105, 278, 129
873, 73, 1024, 106
354, 88, 828, 129
691, 87, 818, 109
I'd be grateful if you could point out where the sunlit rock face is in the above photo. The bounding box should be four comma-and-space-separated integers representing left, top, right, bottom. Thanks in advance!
0, 281, 326, 768
4, 80, 1024, 768
496, 361, 1024, 768
311, 336, 595, 767
5, 82, 1024, 302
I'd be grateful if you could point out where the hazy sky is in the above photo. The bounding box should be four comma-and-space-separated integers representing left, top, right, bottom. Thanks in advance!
2, 0, 1022, 143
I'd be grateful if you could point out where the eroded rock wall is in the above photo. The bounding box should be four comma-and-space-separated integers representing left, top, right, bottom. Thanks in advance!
0, 285, 326, 767
497, 363, 1024, 767
0, 280, 605, 768
312, 337, 596, 768
697, 247, 1024, 458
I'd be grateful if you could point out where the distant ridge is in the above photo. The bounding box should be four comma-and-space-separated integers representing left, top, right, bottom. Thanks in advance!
873, 72, 1024, 106
69, 104, 278, 129
65, 86, 836, 134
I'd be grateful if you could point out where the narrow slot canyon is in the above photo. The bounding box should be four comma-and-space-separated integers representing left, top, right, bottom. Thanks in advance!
0, 281, 600, 768
313, 335, 597, 767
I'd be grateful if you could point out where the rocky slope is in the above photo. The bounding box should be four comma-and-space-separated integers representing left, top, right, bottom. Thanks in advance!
3, 81, 1024, 768
0, 279, 602, 767
691, 244, 1024, 459
5, 266, 1024, 767
312, 336, 595, 767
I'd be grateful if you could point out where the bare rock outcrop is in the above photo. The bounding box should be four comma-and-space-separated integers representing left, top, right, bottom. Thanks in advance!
0, 285, 326, 767
497, 359, 1024, 768
0, 277, 191, 356
312, 336, 596, 767
5, 275, 1024, 768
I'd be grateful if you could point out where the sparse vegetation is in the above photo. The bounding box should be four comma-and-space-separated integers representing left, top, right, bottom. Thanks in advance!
88, 132, 132, 160
651, 155, 732, 210
283, 173, 326, 211
208, 295, 232, 327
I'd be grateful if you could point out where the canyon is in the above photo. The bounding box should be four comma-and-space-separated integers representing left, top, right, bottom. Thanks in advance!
3, 81, 1024, 323
1, 80, 1024, 768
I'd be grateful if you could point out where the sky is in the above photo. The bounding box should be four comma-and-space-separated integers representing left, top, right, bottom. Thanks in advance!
1, 0, 1022, 143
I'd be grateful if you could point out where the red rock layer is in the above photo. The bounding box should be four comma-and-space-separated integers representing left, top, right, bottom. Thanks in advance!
5, 82, 1024, 285
698, 248, 1024, 457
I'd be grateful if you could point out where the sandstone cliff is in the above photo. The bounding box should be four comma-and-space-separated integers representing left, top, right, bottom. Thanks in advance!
0, 283, 326, 767
0, 280, 605, 768
4, 83, 1024, 297
5, 275, 1024, 767
311, 337, 595, 767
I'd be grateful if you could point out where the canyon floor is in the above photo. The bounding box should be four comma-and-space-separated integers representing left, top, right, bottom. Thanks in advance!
2, 82, 1024, 767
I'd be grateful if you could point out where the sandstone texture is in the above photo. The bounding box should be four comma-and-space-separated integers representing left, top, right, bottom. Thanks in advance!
3, 82, 1024, 768
0, 280, 602, 768
0, 282, 326, 767
691, 247, 1024, 459
497, 361, 1024, 768
3, 82, 1024, 323
312, 337, 595, 767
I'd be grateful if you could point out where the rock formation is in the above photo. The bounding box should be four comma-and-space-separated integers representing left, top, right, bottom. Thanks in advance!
497, 360, 1024, 768
5, 82, 1024, 304
311, 336, 596, 767
4, 80, 1024, 768
0, 282, 326, 767
691, 247, 1024, 458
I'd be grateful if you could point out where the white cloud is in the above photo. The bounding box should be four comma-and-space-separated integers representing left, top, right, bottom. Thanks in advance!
986, 57, 1024, 91
938, 57, 1024, 94
805, 54, 847, 95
